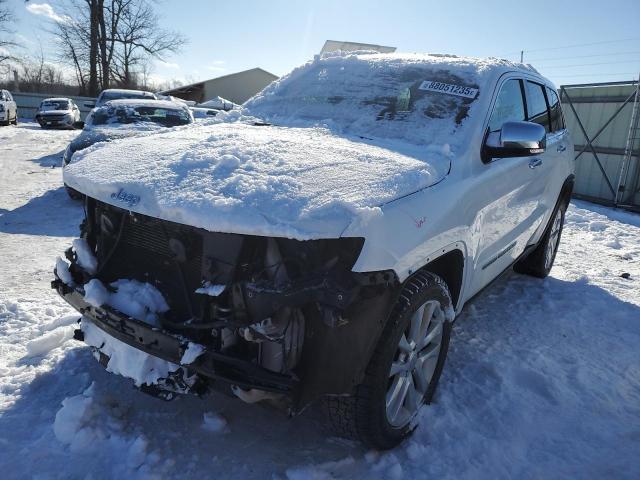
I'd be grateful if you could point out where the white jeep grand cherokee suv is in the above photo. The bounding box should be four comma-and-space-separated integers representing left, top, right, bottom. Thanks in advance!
54, 52, 574, 449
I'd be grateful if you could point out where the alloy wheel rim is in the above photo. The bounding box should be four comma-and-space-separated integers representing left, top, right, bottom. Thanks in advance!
544, 209, 563, 270
385, 300, 445, 428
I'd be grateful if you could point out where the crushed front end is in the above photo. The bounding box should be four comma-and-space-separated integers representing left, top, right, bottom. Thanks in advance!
53, 197, 399, 410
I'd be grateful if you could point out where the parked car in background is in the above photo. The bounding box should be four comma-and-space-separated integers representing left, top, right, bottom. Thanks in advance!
197, 95, 237, 111
55, 53, 574, 449
63, 99, 193, 199
84, 88, 157, 109
0, 89, 18, 126
189, 106, 219, 120
35, 98, 81, 129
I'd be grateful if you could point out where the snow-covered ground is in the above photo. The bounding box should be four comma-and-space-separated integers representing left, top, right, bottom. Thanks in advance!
1, 122, 639, 479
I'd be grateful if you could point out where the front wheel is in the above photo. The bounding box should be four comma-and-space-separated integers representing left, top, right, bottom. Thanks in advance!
324, 271, 453, 450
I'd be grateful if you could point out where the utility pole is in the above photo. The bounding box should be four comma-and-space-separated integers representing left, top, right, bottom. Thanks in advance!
520, 50, 524, 63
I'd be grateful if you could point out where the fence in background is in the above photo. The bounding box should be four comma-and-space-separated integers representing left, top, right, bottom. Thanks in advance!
13, 92, 96, 121
561, 79, 640, 212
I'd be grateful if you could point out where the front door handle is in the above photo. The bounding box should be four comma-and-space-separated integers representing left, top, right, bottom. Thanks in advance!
557, 144, 566, 152
528, 157, 543, 169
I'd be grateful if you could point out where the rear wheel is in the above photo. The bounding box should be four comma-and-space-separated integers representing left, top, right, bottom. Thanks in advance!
324, 271, 453, 449
515, 200, 566, 278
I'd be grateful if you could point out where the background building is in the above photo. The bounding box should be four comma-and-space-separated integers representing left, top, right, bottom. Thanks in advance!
161, 67, 278, 105
320, 40, 396, 54
561, 79, 640, 211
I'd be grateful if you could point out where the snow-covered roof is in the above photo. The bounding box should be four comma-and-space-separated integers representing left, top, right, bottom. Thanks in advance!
244, 52, 541, 147
100, 88, 155, 96
42, 98, 72, 102
101, 99, 190, 110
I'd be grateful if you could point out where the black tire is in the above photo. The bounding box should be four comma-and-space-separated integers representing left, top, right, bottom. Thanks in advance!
12, 113, 18, 125
65, 185, 83, 200
514, 197, 567, 278
324, 271, 454, 450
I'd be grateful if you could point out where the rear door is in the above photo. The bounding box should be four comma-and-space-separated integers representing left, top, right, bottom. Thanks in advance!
522, 80, 566, 241
539, 86, 571, 215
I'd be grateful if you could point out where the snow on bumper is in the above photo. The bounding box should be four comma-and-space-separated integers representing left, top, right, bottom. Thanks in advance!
51, 274, 297, 395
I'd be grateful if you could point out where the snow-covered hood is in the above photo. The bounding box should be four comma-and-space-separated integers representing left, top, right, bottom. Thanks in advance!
64, 121, 451, 239
70, 124, 166, 154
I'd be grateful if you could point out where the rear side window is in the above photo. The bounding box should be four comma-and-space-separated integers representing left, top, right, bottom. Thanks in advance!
488, 79, 526, 132
546, 87, 564, 132
525, 81, 550, 133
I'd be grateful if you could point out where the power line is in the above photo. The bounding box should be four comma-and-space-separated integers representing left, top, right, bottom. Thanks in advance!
527, 51, 640, 62
550, 72, 638, 77
497, 37, 640, 58
538, 60, 640, 69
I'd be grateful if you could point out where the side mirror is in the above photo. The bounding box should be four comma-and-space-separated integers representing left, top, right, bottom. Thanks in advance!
84, 101, 95, 108
72, 121, 85, 129
482, 121, 546, 162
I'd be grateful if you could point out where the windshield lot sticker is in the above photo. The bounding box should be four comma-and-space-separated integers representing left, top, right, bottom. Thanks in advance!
419, 81, 478, 99
111, 188, 140, 207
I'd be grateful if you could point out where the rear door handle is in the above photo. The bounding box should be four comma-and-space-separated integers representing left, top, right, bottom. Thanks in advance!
528, 157, 543, 169
557, 144, 566, 152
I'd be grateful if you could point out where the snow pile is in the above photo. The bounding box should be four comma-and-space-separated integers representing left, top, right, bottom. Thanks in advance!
201, 411, 229, 434
65, 122, 449, 239
83, 278, 169, 327
25, 325, 74, 357
82, 319, 179, 386
181, 342, 205, 365
53, 382, 159, 472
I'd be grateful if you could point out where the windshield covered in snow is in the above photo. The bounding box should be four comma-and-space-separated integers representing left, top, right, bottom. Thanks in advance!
90, 104, 193, 127
40, 100, 70, 111
245, 54, 482, 145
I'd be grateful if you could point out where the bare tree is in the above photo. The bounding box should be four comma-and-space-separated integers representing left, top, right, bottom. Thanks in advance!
52, 0, 185, 92
16, 43, 69, 93
54, 9, 92, 93
0, 0, 16, 65
109, 0, 185, 88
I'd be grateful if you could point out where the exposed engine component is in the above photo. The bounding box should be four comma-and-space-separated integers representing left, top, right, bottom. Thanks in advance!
239, 238, 306, 374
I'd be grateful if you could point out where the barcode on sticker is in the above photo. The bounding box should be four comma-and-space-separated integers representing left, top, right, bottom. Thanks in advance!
418, 81, 478, 99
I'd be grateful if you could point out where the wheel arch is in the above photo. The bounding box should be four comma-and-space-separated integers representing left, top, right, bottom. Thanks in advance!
560, 174, 575, 209
415, 249, 465, 310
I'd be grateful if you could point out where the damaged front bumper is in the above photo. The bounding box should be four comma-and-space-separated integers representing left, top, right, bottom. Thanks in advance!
52, 275, 298, 396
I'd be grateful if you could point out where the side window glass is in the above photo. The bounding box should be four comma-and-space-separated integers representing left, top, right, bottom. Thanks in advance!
525, 81, 550, 133
546, 87, 564, 132
488, 79, 526, 132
